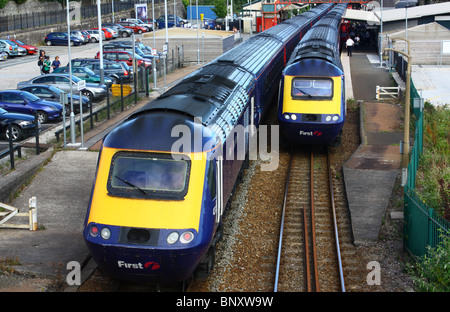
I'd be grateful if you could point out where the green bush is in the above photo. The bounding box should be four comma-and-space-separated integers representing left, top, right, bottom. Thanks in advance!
415, 104, 450, 220
407, 234, 450, 292
0, 0, 9, 9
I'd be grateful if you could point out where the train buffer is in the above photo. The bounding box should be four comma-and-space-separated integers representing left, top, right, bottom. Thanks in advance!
0, 197, 37, 231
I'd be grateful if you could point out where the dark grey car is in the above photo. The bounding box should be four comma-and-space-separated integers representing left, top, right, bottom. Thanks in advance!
70, 58, 134, 83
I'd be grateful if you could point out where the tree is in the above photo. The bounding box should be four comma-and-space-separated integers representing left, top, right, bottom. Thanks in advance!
211, 0, 227, 18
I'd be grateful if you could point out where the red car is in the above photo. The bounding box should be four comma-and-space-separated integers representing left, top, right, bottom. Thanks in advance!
91, 28, 113, 40
10, 39, 37, 55
117, 21, 147, 34
95, 50, 151, 69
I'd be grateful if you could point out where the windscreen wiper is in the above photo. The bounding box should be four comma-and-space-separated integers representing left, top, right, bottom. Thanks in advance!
114, 175, 148, 195
297, 89, 312, 97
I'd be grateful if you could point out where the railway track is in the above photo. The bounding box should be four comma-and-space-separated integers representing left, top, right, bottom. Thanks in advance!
274, 145, 345, 292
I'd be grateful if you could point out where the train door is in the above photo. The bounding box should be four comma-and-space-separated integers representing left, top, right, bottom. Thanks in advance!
215, 156, 223, 224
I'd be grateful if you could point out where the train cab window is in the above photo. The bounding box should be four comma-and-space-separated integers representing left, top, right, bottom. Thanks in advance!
107, 152, 191, 200
292, 78, 333, 100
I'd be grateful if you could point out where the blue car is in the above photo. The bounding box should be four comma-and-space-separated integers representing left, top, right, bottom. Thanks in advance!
0, 90, 63, 123
0, 107, 39, 142
44, 32, 83, 46
156, 15, 186, 28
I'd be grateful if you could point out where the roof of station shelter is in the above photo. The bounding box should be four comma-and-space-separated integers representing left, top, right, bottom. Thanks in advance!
342, 2, 450, 24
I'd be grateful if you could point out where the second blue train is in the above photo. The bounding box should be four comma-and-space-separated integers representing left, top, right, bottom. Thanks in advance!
278, 4, 348, 147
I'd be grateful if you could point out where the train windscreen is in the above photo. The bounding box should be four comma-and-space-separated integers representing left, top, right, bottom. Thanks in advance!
291, 78, 333, 99
107, 152, 191, 199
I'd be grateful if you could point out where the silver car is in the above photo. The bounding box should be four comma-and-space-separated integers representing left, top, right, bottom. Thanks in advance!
86, 29, 106, 42
0, 39, 19, 58
0, 52, 7, 61
17, 74, 108, 102
70, 30, 89, 44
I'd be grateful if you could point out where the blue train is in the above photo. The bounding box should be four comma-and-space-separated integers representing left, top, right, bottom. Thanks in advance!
83, 4, 333, 286
278, 4, 347, 147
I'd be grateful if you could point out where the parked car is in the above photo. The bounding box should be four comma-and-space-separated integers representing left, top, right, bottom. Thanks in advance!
81, 30, 92, 43
4, 40, 26, 56
0, 107, 40, 142
0, 90, 63, 123
105, 27, 119, 39
156, 15, 187, 28
203, 18, 216, 29
10, 39, 38, 55
44, 32, 83, 46
85, 29, 106, 42
70, 31, 89, 44
0, 52, 7, 61
123, 18, 153, 31
117, 21, 147, 34
17, 74, 108, 102
102, 23, 133, 37
54, 66, 113, 86
96, 50, 151, 68
0, 39, 19, 58
103, 42, 159, 68
17, 46, 27, 56
18, 84, 90, 115
69, 58, 134, 83
91, 28, 113, 40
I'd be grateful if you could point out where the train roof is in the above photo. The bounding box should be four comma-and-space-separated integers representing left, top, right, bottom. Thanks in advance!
287, 4, 346, 69
284, 58, 343, 77
103, 110, 218, 153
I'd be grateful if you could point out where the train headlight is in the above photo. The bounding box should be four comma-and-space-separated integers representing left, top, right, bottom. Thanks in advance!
290, 114, 297, 121
180, 231, 194, 244
101, 227, 111, 240
332, 115, 339, 121
89, 225, 99, 237
167, 232, 179, 244
326, 115, 332, 122
283, 114, 290, 120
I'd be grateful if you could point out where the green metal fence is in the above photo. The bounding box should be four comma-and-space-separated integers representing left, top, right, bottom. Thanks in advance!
403, 80, 450, 257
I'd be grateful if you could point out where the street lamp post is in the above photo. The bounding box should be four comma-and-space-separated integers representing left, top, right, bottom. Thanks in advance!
97, 0, 104, 85
385, 37, 411, 168
196, 0, 199, 64
66, 0, 75, 144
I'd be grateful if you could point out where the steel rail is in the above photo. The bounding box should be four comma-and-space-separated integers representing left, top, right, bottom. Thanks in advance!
310, 149, 319, 292
327, 147, 346, 292
274, 151, 293, 292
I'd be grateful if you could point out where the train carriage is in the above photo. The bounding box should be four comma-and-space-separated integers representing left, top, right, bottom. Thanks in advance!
83, 4, 334, 285
278, 4, 347, 147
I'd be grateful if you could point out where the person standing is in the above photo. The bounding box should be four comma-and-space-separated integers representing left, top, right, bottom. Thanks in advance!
346, 37, 355, 57
51, 56, 61, 72
42, 56, 51, 74
38, 50, 46, 74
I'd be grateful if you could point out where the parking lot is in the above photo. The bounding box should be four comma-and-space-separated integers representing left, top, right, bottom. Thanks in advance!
0, 36, 148, 151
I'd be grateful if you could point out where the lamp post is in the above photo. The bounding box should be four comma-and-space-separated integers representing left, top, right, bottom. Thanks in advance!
164, 0, 169, 52
66, 0, 75, 144
196, 0, 199, 64
385, 37, 411, 168
97, 0, 104, 85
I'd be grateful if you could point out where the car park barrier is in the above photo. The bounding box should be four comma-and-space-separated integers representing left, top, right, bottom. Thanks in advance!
0, 197, 37, 231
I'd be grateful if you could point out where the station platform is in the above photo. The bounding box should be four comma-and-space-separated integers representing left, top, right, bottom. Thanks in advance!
0, 51, 405, 290
342, 52, 403, 245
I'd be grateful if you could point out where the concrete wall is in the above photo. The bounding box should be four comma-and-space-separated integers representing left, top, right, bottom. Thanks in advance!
393, 40, 450, 65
